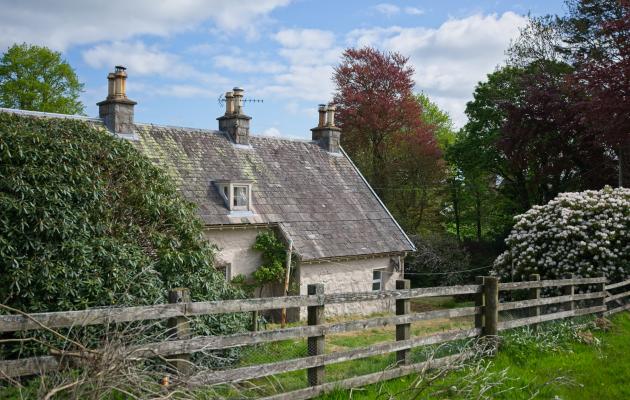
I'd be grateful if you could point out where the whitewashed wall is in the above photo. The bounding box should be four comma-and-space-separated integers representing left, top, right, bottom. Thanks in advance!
203, 227, 267, 279
298, 256, 402, 317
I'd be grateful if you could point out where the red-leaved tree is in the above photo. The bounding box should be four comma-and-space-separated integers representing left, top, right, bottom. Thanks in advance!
333, 47, 443, 233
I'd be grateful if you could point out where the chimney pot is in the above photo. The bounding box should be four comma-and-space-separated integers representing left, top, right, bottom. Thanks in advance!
318, 104, 327, 128
232, 87, 244, 114
225, 91, 234, 115
326, 104, 336, 127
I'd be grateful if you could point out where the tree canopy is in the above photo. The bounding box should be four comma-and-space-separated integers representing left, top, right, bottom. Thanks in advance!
0, 43, 84, 114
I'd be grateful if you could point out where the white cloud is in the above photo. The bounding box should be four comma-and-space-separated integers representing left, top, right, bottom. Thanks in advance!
256, 29, 341, 102
373, 3, 401, 17
213, 54, 286, 74
372, 4, 424, 17
261, 127, 282, 137
0, 0, 291, 51
404, 7, 425, 16
347, 12, 527, 126
273, 29, 335, 49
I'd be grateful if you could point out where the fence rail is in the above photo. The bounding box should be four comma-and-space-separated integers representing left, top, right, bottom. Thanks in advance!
1, 274, 627, 399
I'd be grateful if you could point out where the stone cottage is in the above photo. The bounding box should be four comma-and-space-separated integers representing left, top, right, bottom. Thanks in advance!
4, 66, 416, 316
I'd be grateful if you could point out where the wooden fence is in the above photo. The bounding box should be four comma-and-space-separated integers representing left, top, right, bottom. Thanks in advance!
1, 274, 629, 399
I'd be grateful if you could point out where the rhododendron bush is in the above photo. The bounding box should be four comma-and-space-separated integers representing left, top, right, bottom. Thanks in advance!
493, 187, 630, 282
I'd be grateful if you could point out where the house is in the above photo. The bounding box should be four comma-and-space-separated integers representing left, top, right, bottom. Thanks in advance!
4, 66, 416, 316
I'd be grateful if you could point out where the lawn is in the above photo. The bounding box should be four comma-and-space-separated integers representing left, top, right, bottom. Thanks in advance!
317, 312, 630, 400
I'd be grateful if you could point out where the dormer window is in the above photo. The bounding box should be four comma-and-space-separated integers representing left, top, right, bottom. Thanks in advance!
214, 180, 253, 213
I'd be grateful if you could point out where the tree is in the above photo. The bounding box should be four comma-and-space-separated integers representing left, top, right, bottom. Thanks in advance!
0, 43, 84, 114
562, 0, 630, 186
333, 47, 443, 234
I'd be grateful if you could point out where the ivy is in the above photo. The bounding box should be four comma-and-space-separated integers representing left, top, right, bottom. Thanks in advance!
251, 231, 293, 295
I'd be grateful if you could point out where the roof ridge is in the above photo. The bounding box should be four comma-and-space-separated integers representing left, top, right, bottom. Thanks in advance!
0, 107, 102, 122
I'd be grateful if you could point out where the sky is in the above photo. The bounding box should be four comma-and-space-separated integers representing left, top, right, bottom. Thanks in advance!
0, 0, 567, 139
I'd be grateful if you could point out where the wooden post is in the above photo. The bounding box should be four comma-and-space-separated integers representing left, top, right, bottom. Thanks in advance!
395, 279, 411, 365
482, 277, 498, 336
475, 276, 485, 333
251, 311, 259, 332
597, 273, 606, 316
528, 274, 541, 318
562, 273, 575, 312
307, 284, 324, 386
281, 239, 294, 328
167, 288, 191, 375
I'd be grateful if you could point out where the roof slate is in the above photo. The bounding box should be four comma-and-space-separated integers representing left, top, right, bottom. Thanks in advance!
132, 123, 414, 260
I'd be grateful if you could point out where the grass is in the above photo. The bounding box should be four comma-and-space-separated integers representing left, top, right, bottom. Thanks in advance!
5, 298, 627, 399
317, 312, 630, 399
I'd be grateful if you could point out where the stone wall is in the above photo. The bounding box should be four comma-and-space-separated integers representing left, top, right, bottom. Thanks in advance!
298, 256, 402, 317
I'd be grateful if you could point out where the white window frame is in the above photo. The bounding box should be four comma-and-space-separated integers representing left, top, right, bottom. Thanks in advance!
214, 180, 253, 212
372, 269, 383, 291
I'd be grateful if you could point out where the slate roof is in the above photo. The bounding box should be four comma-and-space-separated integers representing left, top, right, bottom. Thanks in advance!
0, 107, 415, 261
131, 123, 415, 261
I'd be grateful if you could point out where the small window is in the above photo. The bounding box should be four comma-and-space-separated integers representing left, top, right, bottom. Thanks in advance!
233, 185, 248, 208
372, 270, 382, 291
213, 180, 253, 212
217, 263, 231, 280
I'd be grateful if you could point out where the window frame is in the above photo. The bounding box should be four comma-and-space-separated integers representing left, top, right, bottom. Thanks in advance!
216, 262, 231, 281
214, 180, 253, 212
372, 269, 383, 291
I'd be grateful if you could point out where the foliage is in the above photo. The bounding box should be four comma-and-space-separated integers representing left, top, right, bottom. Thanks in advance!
405, 235, 472, 287
333, 47, 444, 235
493, 186, 630, 282
251, 231, 294, 294
0, 43, 84, 114
0, 113, 246, 342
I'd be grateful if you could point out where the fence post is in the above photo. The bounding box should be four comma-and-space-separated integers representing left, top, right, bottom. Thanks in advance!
167, 288, 191, 375
597, 274, 606, 316
528, 274, 541, 319
395, 279, 411, 365
475, 276, 485, 333
251, 311, 259, 332
307, 284, 324, 386
482, 277, 498, 336
563, 273, 575, 312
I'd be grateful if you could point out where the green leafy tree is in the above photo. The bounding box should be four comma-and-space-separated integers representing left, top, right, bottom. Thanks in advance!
0, 43, 84, 114
0, 113, 246, 357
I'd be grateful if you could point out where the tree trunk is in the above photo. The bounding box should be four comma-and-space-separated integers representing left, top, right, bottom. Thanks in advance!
451, 181, 461, 241
475, 188, 482, 242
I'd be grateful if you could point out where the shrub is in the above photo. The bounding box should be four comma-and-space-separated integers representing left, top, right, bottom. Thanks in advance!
493, 186, 630, 282
0, 113, 247, 354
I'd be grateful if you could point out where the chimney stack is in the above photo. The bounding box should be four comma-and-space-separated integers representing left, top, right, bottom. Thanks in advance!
218, 87, 251, 146
311, 103, 341, 153
97, 66, 136, 134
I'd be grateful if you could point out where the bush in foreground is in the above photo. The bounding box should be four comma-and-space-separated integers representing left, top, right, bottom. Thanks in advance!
0, 113, 246, 343
493, 186, 630, 282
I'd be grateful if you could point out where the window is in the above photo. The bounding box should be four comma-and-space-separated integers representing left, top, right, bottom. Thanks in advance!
233, 185, 248, 209
372, 270, 383, 291
214, 180, 253, 212
216, 263, 231, 280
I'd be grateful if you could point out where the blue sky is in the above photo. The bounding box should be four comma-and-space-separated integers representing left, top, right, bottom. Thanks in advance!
1, 0, 566, 139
